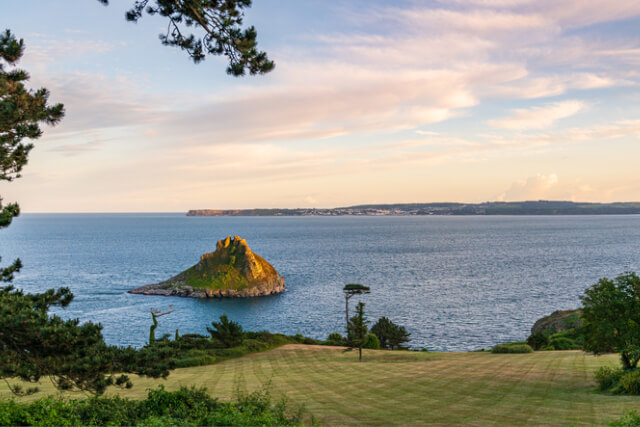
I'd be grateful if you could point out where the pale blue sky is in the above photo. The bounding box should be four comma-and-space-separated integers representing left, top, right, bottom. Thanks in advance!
2, 0, 640, 211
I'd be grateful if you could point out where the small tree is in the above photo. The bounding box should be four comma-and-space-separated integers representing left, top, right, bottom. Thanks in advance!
371, 317, 411, 350
347, 302, 369, 361
388, 325, 411, 350
342, 284, 370, 333
581, 272, 640, 370
148, 305, 178, 344
207, 314, 244, 348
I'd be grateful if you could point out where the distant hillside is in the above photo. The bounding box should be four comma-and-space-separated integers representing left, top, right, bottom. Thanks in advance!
187, 201, 640, 216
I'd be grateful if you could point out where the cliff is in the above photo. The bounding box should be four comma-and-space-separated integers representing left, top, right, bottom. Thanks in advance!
129, 236, 285, 298
531, 309, 582, 335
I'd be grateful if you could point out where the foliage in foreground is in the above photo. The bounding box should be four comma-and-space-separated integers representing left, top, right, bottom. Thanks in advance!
0, 285, 175, 396
0, 385, 305, 426
611, 410, 640, 426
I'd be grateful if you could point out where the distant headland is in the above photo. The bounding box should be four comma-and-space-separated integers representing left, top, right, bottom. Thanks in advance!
129, 236, 285, 298
187, 201, 640, 217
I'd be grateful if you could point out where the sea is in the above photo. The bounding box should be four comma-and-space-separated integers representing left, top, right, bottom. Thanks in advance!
1, 213, 639, 351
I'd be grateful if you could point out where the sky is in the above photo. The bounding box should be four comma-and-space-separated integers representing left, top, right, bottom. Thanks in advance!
2, 0, 640, 212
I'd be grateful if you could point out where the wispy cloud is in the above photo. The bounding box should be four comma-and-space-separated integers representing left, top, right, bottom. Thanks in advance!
488, 100, 586, 130
7, 0, 640, 210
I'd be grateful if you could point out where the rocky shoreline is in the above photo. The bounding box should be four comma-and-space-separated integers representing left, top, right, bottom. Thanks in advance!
129, 279, 285, 298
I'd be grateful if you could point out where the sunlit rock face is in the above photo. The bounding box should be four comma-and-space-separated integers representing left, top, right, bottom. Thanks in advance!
129, 236, 285, 298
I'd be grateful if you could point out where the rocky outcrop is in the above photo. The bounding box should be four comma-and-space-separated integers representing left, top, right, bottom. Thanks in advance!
129, 236, 285, 298
531, 309, 582, 335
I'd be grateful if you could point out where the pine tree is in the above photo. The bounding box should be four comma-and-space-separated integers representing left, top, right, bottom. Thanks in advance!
98, 0, 274, 75
207, 314, 244, 348
0, 30, 175, 396
371, 317, 411, 350
0, 29, 64, 286
347, 302, 369, 361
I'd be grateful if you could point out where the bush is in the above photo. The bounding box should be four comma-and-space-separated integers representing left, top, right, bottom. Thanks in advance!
527, 332, 550, 350
147, 330, 311, 369
594, 366, 624, 391
620, 370, 640, 395
0, 385, 305, 426
363, 333, 380, 349
291, 334, 321, 345
325, 332, 345, 346
242, 339, 269, 352
491, 343, 534, 354
611, 410, 640, 426
174, 352, 217, 368
549, 337, 580, 350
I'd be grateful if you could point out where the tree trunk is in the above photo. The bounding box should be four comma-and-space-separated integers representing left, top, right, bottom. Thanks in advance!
359, 346, 362, 361
622, 351, 634, 370
149, 313, 158, 344
345, 295, 350, 334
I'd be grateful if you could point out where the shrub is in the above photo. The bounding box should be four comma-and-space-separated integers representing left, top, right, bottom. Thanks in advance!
0, 386, 305, 426
325, 332, 345, 346
620, 370, 640, 395
527, 332, 550, 350
550, 337, 580, 350
363, 333, 380, 349
610, 410, 640, 426
491, 343, 534, 354
291, 334, 321, 345
594, 366, 624, 391
174, 354, 217, 368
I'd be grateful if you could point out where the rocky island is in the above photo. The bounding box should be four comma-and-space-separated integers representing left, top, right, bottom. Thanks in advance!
129, 236, 285, 298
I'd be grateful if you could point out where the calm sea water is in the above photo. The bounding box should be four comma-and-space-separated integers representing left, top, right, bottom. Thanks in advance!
1, 214, 639, 351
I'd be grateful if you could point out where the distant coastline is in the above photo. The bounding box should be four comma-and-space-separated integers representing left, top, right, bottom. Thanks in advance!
187, 201, 640, 216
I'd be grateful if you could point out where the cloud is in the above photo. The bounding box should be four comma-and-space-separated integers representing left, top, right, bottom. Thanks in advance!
488, 100, 586, 130
48, 141, 105, 156
8, 1, 640, 211
497, 173, 562, 200
496, 173, 640, 203
19, 1, 640, 150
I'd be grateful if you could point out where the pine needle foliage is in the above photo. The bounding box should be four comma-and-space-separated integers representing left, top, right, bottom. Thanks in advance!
98, 0, 274, 75
207, 314, 244, 348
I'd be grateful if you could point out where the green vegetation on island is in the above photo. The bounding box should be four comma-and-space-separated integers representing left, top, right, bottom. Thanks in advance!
129, 236, 285, 298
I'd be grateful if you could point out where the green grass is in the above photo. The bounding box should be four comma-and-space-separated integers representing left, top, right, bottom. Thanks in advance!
1, 345, 637, 426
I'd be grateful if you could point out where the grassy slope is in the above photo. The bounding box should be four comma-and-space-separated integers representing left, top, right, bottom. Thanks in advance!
2, 345, 638, 426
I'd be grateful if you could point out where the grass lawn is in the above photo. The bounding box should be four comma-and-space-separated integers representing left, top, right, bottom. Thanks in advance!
2, 345, 638, 426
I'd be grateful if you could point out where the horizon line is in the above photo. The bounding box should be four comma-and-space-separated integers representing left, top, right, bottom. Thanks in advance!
19, 199, 640, 214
